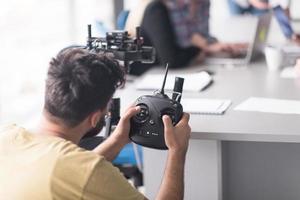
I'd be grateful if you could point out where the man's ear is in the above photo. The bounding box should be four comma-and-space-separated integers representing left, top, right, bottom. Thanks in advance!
90, 110, 103, 128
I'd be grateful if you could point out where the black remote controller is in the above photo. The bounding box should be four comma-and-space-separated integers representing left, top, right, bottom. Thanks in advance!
129, 65, 184, 150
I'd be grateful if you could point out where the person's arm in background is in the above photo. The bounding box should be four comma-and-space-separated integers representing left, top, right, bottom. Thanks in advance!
272, 0, 300, 44
141, 1, 202, 68
190, 33, 248, 56
291, 34, 300, 44
295, 59, 300, 76
92, 106, 140, 162
278, 0, 300, 44
189, 0, 248, 56
249, 0, 270, 9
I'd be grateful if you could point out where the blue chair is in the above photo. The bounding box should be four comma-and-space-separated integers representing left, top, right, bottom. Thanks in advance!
116, 10, 130, 30
113, 143, 143, 187
113, 143, 143, 166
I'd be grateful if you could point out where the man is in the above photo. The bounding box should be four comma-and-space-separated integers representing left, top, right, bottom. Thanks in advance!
127, 0, 247, 75
0, 48, 191, 200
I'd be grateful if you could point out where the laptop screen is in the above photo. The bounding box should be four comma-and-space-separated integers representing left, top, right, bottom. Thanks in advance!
273, 5, 294, 39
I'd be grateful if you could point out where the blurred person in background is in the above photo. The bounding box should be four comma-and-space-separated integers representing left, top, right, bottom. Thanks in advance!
126, 0, 204, 75
126, 0, 246, 75
166, 0, 247, 56
227, 0, 300, 44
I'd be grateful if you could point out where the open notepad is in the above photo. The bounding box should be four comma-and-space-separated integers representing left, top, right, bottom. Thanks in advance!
136, 71, 212, 92
235, 97, 300, 115
181, 98, 232, 115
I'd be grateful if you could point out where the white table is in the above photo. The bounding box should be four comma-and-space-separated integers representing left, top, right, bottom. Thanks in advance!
115, 62, 300, 200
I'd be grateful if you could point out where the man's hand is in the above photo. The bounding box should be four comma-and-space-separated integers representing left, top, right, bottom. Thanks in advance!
292, 34, 300, 45
249, 0, 270, 9
110, 105, 140, 146
206, 42, 248, 55
155, 113, 191, 200
295, 59, 300, 77
162, 113, 191, 156
93, 105, 140, 161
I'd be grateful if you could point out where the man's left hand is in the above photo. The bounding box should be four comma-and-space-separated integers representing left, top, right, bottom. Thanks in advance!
110, 105, 140, 146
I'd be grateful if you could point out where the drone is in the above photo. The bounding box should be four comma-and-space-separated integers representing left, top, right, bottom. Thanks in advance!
86, 25, 155, 72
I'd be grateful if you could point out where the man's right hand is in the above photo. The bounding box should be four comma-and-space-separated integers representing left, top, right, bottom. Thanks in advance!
162, 113, 191, 156
155, 113, 191, 200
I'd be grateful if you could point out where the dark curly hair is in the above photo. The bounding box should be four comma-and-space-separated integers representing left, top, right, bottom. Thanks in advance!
44, 47, 125, 127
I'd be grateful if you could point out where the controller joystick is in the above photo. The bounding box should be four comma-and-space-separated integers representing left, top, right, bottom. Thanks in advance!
133, 104, 149, 124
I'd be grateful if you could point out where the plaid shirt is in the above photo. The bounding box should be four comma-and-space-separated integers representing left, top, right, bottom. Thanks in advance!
166, 0, 217, 48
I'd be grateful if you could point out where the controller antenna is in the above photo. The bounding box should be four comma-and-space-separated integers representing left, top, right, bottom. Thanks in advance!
172, 77, 184, 102
87, 24, 92, 50
136, 27, 142, 50
160, 63, 169, 95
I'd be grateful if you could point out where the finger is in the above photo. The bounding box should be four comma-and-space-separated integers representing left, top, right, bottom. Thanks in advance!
163, 116, 174, 147
122, 106, 140, 121
162, 115, 173, 131
176, 113, 190, 126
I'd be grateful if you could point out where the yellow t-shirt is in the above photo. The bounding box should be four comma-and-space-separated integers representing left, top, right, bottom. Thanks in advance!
0, 124, 144, 200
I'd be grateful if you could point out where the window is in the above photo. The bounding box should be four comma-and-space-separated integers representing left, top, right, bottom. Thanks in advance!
0, 0, 113, 127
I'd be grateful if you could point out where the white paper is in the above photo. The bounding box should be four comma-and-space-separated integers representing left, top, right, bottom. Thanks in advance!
136, 71, 212, 92
181, 98, 232, 115
235, 97, 300, 115
280, 67, 298, 79
282, 45, 300, 54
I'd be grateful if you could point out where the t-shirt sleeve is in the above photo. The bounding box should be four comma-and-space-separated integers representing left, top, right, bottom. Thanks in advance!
82, 159, 145, 200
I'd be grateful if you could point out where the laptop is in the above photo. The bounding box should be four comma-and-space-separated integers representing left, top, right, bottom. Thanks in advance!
205, 13, 272, 65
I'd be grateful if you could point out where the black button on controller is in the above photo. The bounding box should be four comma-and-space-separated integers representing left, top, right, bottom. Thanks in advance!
149, 119, 155, 125
134, 104, 149, 123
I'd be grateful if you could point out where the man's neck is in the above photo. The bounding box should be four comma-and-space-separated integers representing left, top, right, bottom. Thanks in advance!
36, 115, 85, 144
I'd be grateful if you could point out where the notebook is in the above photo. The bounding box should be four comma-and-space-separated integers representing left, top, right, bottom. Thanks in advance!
280, 67, 298, 79
136, 71, 212, 92
235, 97, 300, 115
181, 98, 232, 115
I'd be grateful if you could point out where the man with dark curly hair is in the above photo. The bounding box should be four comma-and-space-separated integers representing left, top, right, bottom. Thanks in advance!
0, 47, 191, 200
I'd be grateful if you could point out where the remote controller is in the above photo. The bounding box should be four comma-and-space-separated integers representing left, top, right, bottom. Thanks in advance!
129, 65, 184, 150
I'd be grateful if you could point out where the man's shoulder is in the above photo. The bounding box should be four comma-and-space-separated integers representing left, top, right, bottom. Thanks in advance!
54, 139, 105, 168
0, 124, 21, 135
0, 124, 31, 145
